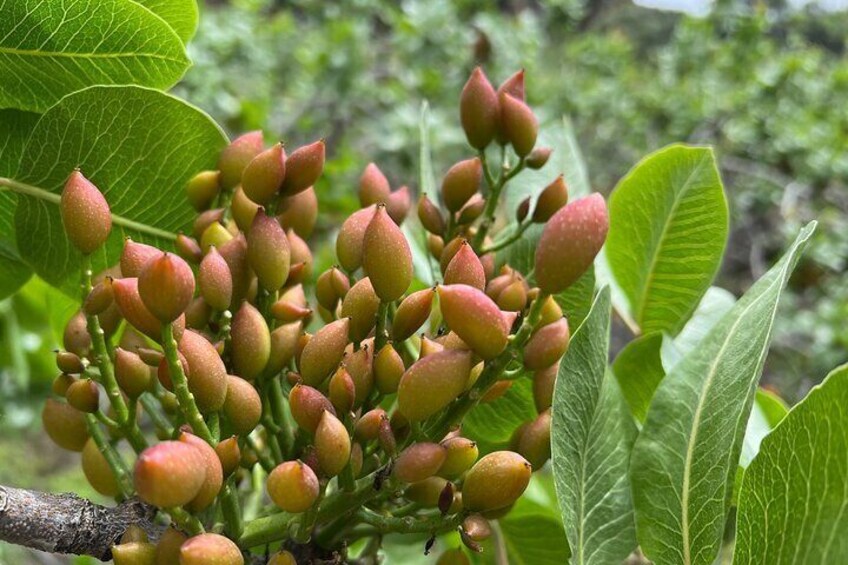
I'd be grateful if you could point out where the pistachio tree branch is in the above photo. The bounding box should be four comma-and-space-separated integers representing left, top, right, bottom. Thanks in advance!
161, 323, 214, 444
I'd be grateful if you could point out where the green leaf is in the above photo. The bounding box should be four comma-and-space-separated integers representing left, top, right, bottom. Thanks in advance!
606, 145, 728, 336
630, 222, 815, 565
612, 332, 665, 423
0, 109, 39, 299
0, 0, 190, 112
552, 287, 638, 564
11, 86, 227, 291
463, 378, 535, 454
133, 0, 199, 43
660, 286, 736, 369
754, 388, 789, 427
734, 364, 848, 564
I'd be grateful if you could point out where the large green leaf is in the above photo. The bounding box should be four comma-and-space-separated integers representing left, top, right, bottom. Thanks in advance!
734, 364, 848, 564
606, 145, 728, 336
11, 86, 227, 291
552, 287, 638, 564
612, 332, 664, 423
0, 109, 39, 298
630, 222, 815, 565
463, 378, 536, 454
0, 0, 189, 112
133, 0, 199, 43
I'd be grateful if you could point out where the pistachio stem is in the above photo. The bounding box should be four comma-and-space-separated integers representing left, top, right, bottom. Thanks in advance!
245, 434, 275, 473
239, 510, 297, 548
355, 507, 463, 535
85, 415, 133, 498
482, 218, 533, 254
293, 485, 325, 543
161, 323, 214, 444
167, 506, 204, 536
139, 393, 174, 437
220, 482, 243, 539
268, 377, 294, 459
374, 302, 390, 353
472, 151, 525, 251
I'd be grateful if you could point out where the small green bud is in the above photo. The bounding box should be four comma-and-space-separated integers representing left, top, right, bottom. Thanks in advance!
111, 541, 156, 565
438, 437, 479, 480
460, 67, 499, 149
417, 194, 445, 236
500, 93, 538, 158
336, 205, 375, 272
61, 170, 112, 254
443, 241, 486, 290
82, 438, 120, 497
340, 277, 380, 344
394, 442, 447, 483
374, 344, 405, 394
398, 350, 472, 421
299, 318, 350, 386
315, 411, 351, 477
223, 375, 262, 435
391, 288, 434, 342
278, 186, 318, 238
138, 253, 196, 323
179, 533, 244, 565
200, 221, 234, 254
230, 303, 271, 381
186, 170, 221, 212
386, 185, 412, 225
524, 318, 570, 370
247, 209, 290, 291
179, 329, 228, 412
462, 451, 531, 512
329, 366, 356, 414
535, 194, 609, 294
66, 378, 99, 413
441, 158, 482, 213
437, 285, 508, 360
517, 409, 552, 469
525, 146, 552, 170
281, 139, 325, 196
42, 398, 89, 451
359, 162, 391, 207
533, 362, 558, 412
179, 432, 224, 513
218, 130, 264, 190
267, 460, 320, 513
290, 384, 336, 434
198, 247, 233, 311
242, 142, 286, 205
532, 175, 569, 223
134, 441, 206, 508
362, 205, 413, 302
215, 436, 241, 477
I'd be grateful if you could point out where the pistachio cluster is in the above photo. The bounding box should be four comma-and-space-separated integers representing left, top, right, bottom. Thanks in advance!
42, 67, 608, 564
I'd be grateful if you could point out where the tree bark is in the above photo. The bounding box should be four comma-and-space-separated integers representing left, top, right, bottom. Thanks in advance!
0, 485, 159, 561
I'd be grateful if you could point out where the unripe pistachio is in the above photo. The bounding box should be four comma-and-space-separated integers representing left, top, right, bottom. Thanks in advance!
229, 186, 260, 233
517, 197, 531, 224
120, 525, 149, 545
286, 229, 313, 282
329, 366, 356, 414
179, 432, 224, 512
518, 409, 552, 469
197, 247, 232, 312
134, 441, 206, 508
278, 187, 318, 238
398, 350, 472, 421
315, 411, 351, 477
391, 288, 434, 342
456, 194, 486, 225
417, 194, 445, 235
419, 335, 445, 358
52, 373, 76, 396
460, 67, 499, 149
354, 408, 386, 442
427, 233, 445, 260
112, 541, 156, 565
299, 318, 349, 386
440, 331, 471, 352
231, 303, 271, 381
482, 380, 512, 403
438, 437, 479, 479
246, 209, 290, 291
267, 460, 320, 513
266, 322, 301, 376
378, 414, 397, 457
81, 438, 120, 496
268, 551, 298, 565
242, 143, 286, 205
533, 362, 558, 412
443, 242, 486, 290
463, 514, 493, 543
56, 351, 84, 374
350, 442, 364, 477
525, 146, 552, 170
186, 170, 221, 212
340, 277, 379, 343
500, 93, 538, 158
386, 185, 412, 224
394, 443, 447, 483
63, 311, 91, 357
537, 294, 564, 327
342, 342, 374, 407
316, 267, 348, 311
201, 222, 234, 253
179, 329, 228, 412
405, 476, 449, 507
155, 528, 187, 565
437, 285, 508, 360
290, 384, 336, 434
179, 533, 243, 565
42, 398, 89, 451
218, 130, 264, 189
136, 347, 164, 367
359, 163, 391, 207
193, 208, 225, 240
60, 170, 112, 254
374, 344, 405, 394
215, 436, 241, 477
138, 253, 195, 323
281, 140, 325, 196
496, 279, 528, 312
295, 333, 311, 371
84, 277, 115, 316
441, 158, 482, 213
218, 234, 251, 305
532, 175, 569, 223
439, 237, 464, 275
271, 300, 311, 323
362, 205, 412, 302
524, 317, 570, 370
223, 375, 262, 435
535, 194, 609, 294
462, 451, 531, 511
66, 378, 99, 413
336, 205, 375, 272
437, 548, 471, 565
498, 69, 526, 101
175, 234, 203, 265
121, 240, 159, 278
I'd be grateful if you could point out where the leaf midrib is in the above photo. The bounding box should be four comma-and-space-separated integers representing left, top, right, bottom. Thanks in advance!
0, 46, 185, 64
